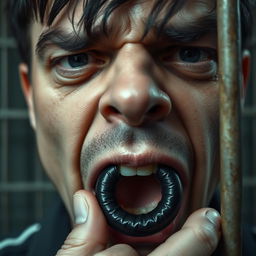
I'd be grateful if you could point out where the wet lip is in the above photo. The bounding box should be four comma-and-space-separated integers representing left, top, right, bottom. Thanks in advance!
85, 151, 188, 194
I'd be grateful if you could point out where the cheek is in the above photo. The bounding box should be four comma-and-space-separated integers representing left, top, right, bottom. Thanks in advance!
175, 83, 219, 150
32, 78, 104, 175
31, 55, 109, 182
189, 84, 219, 148
195, 89, 220, 205
201, 87, 219, 155
32, 90, 68, 183
178, 84, 220, 209
31, 83, 103, 215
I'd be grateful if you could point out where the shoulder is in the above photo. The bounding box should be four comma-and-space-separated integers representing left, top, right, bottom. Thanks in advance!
0, 223, 41, 256
242, 224, 256, 256
0, 195, 71, 256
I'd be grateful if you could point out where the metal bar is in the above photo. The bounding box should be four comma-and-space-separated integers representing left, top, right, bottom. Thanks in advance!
243, 177, 256, 187
0, 0, 10, 236
217, 0, 242, 255
0, 182, 54, 192
242, 107, 256, 117
0, 38, 16, 48
0, 109, 29, 119
251, 13, 256, 231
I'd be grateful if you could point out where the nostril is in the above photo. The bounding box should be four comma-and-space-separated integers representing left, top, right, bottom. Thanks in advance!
148, 105, 161, 115
103, 106, 120, 117
100, 88, 171, 125
109, 106, 120, 114
147, 100, 171, 121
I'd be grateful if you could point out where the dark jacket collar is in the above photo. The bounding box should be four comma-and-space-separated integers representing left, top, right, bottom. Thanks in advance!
28, 194, 71, 256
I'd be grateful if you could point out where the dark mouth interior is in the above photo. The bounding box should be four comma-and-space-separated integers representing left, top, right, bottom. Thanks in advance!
115, 175, 162, 214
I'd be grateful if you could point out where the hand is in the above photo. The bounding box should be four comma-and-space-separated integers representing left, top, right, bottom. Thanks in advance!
56, 190, 221, 256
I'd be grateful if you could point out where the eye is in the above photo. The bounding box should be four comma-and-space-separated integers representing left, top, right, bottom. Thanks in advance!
179, 48, 207, 63
162, 46, 218, 81
59, 53, 89, 68
50, 51, 106, 85
163, 46, 217, 64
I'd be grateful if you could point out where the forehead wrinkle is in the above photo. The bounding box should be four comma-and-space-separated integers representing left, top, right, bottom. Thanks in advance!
80, 0, 144, 42
159, 0, 216, 39
34, 0, 217, 56
176, 0, 216, 21
70, 0, 186, 42
41, 0, 136, 45
40, 0, 173, 43
82, 0, 176, 43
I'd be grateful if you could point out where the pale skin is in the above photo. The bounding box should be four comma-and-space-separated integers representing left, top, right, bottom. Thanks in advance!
18, 0, 250, 255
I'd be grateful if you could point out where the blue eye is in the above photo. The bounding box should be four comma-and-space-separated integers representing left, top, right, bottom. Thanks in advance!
51, 51, 107, 84
66, 53, 89, 68
178, 47, 217, 63
162, 46, 218, 81
179, 48, 202, 63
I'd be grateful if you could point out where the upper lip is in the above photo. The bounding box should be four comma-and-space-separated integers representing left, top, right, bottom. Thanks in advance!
83, 150, 190, 192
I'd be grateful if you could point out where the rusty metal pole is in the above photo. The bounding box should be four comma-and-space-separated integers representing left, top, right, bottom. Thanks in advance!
217, 0, 242, 255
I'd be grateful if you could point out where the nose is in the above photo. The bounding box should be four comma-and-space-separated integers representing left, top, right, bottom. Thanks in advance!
99, 44, 171, 126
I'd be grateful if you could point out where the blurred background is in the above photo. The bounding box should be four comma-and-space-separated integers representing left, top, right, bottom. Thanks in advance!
0, 1, 256, 238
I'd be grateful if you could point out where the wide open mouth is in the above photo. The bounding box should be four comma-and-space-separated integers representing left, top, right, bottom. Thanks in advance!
95, 165, 183, 237
116, 169, 161, 215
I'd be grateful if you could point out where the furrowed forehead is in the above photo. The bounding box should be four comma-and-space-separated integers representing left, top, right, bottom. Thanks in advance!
32, 0, 217, 62
35, 0, 187, 30
35, 0, 216, 36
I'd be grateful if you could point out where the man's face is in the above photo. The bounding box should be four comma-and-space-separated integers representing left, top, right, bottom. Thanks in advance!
26, 0, 220, 248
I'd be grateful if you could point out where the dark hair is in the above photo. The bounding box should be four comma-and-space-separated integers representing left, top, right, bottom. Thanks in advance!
6, 0, 253, 65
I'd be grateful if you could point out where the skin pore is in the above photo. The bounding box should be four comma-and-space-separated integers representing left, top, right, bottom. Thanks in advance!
18, 0, 249, 254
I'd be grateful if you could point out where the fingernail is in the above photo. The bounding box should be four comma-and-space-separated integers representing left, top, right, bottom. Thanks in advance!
206, 210, 220, 227
73, 194, 88, 224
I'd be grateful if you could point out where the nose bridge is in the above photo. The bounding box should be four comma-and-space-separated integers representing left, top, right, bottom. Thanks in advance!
113, 44, 157, 104
99, 43, 171, 126
115, 43, 153, 76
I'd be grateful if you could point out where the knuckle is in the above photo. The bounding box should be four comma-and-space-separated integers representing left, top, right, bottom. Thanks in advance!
94, 244, 137, 256
56, 238, 104, 256
62, 237, 85, 250
193, 225, 218, 252
56, 238, 85, 256
94, 251, 110, 256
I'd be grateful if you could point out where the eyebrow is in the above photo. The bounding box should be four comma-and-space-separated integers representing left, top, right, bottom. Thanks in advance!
35, 14, 217, 60
36, 29, 93, 60
160, 14, 217, 43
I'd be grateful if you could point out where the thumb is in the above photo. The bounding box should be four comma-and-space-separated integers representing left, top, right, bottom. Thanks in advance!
56, 190, 109, 256
149, 208, 221, 256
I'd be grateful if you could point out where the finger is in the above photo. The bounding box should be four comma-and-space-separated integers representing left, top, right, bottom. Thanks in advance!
149, 208, 221, 256
56, 190, 109, 256
94, 244, 139, 256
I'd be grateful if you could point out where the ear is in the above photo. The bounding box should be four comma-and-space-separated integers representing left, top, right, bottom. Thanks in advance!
241, 50, 251, 104
19, 63, 36, 129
